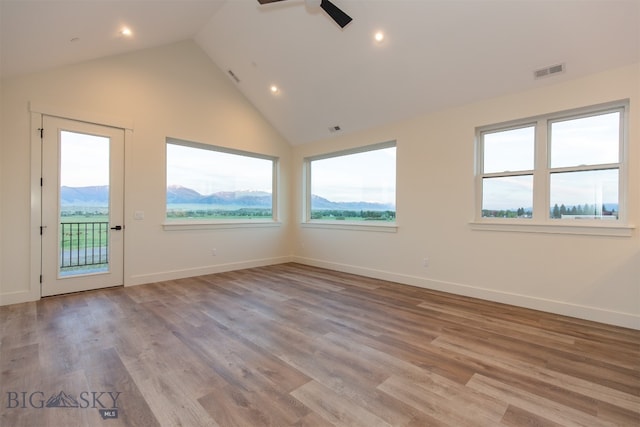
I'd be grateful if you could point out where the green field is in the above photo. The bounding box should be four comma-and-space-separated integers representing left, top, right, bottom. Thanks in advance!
61, 213, 109, 222
166, 207, 273, 220
59, 213, 109, 250
310, 210, 396, 221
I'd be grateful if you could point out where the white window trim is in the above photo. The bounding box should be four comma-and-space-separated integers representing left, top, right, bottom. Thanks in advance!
469, 221, 634, 237
301, 221, 398, 233
473, 100, 634, 236
303, 140, 397, 231
162, 220, 282, 231
165, 137, 280, 229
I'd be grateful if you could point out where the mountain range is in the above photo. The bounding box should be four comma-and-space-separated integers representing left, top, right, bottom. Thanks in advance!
168, 186, 395, 211
61, 185, 395, 211
310, 194, 395, 211
167, 185, 272, 207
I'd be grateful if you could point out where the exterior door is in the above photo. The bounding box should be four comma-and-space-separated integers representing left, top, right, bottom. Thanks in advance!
41, 116, 124, 296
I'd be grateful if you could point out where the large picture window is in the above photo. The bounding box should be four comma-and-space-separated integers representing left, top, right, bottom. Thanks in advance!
305, 141, 396, 223
166, 138, 277, 221
476, 101, 628, 228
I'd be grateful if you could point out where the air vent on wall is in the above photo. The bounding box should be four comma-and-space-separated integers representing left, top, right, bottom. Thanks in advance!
534, 63, 565, 79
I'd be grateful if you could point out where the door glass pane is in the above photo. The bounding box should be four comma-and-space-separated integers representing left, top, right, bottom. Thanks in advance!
483, 126, 535, 173
550, 112, 620, 168
59, 131, 110, 276
549, 169, 619, 220
482, 175, 533, 218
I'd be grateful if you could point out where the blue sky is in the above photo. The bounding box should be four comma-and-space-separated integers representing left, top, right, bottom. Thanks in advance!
311, 146, 396, 205
60, 131, 110, 187
60, 111, 617, 211
482, 112, 620, 210
166, 143, 273, 195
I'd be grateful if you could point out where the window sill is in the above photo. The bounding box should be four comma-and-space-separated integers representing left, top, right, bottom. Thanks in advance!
469, 220, 635, 237
163, 220, 281, 231
302, 220, 398, 233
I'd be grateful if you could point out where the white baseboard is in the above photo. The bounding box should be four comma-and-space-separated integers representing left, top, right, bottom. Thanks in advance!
5, 256, 637, 330
126, 256, 294, 287
0, 288, 40, 306
291, 256, 640, 330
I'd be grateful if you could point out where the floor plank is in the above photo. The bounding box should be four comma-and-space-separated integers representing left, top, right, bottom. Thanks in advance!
1, 263, 638, 426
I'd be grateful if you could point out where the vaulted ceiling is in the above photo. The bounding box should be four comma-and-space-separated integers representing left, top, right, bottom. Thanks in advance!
2, 0, 638, 145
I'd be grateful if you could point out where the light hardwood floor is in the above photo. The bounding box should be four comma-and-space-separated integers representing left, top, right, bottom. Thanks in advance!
1, 263, 638, 426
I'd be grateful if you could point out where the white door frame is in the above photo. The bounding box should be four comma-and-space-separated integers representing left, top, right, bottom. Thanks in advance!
29, 104, 133, 301
41, 116, 124, 295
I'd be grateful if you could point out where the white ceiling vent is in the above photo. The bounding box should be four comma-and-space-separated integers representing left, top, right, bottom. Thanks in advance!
534, 63, 565, 79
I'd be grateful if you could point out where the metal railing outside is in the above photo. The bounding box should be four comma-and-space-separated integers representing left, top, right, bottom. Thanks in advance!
60, 222, 109, 269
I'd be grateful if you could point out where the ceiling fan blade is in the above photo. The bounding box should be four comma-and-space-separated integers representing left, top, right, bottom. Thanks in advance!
257, 0, 287, 4
320, 0, 352, 28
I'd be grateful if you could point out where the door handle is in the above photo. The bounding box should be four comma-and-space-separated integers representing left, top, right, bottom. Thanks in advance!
110, 225, 123, 231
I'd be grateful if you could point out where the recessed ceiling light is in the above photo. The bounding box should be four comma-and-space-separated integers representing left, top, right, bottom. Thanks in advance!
120, 27, 133, 37
70, 37, 80, 43
374, 31, 384, 42
270, 85, 280, 95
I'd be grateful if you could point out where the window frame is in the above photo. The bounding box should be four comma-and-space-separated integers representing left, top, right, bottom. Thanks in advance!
163, 137, 280, 230
303, 140, 398, 232
472, 100, 633, 237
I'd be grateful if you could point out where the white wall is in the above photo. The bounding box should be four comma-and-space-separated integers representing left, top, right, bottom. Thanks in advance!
2, 40, 638, 329
292, 64, 640, 329
0, 40, 293, 305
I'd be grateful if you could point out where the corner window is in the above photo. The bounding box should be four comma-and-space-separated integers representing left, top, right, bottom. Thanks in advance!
305, 141, 396, 224
476, 101, 628, 231
166, 138, 277, 222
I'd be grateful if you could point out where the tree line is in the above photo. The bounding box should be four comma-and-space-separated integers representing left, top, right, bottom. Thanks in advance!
482, 203, 616, 219
550, 203, 616, 219
167, 208, 272, 219
482, 208, 532, 219
310, 210, 396, 221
